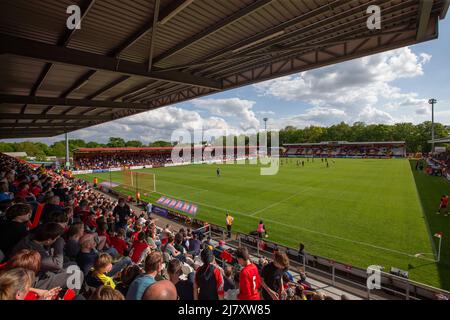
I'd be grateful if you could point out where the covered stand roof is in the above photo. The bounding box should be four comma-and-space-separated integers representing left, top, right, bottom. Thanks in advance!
284, 141, 406, 147
0, 0, 448, 139
428, 136, 450, 144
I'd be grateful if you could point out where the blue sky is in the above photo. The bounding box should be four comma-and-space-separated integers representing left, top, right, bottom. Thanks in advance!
6, 18, 450, 144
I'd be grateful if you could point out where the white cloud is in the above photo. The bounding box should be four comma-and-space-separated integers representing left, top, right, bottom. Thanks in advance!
65, 106, 239, 143
254, 47, 432, 126
191, 98, 260, 130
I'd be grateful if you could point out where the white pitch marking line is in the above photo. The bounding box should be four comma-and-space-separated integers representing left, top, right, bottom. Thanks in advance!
150, 194, 431, 260
249, 187, 314, 216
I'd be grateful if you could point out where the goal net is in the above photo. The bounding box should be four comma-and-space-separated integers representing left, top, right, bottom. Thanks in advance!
122, 169, 156, 195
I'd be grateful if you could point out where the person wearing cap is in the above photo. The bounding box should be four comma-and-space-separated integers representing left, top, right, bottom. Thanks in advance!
193, 248, 224, 300
213, 240, 226, 259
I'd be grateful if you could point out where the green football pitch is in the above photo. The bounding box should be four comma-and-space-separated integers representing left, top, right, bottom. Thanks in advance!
76, 158, 450, 290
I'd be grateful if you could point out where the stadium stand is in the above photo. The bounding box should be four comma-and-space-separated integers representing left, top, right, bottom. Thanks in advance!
73, 146, 258, 170
283, 141, 407, 159
1, 152, 449, 300
1, 152, 340, 300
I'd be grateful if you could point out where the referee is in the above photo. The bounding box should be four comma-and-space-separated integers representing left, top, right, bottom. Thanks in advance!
226, 213, 234, 238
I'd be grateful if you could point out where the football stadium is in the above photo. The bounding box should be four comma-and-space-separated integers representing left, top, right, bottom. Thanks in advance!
0, 0, 449, 307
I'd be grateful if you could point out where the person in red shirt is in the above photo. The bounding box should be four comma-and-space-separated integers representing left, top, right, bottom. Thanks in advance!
437, 194, 449, 216
236, 247, 261, 300
109, 228, 129, 256
16, 182, 33, 200
129, 232, 149, 264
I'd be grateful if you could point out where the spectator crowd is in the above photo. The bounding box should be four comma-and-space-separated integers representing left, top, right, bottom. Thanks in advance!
74, 153, 170, 170
0, 152, 342, 301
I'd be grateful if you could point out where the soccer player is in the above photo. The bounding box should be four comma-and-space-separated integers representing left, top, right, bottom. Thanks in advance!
216, 168, 220, 177
225, 213, 234, 238
437, 194, 449, 216
236, 247, 261, 300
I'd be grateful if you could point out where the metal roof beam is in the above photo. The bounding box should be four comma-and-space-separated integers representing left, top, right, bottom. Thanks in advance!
21, 0, 96, 115
0, 124, 85, 129
152, 0, 273, 66
0, 113, 112, 121
0, 94, 151, 110
0, 130, 64, 137
417, 0, 434, 41
0, 35, 222, 90
441, 0, 450, 19
109, 0, 194, 55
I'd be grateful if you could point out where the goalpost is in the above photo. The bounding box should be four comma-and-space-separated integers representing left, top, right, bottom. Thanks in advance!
122, 169, 156, 195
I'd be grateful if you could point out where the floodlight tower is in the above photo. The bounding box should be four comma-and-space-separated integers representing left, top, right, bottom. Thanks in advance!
428, 98, 437, 154
263, 117, 268, 131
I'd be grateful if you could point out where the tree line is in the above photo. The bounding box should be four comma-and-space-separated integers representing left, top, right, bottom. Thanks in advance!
217, 121, 449, 154
0, 121, 448, 159
0, 137, 172, 160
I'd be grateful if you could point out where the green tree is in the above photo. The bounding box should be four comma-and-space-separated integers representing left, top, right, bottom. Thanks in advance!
125, 140, 143, 147
107, 137, 126, 148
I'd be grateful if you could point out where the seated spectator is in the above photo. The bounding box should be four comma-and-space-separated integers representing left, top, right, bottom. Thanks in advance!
0, 181, 13, 203
129, 232, 149, 264
109, 228, 129, 256
142, 280, 177, 301
5, 249, 64, 298
174, 232, 187, 254
89, 285, 124, 300
47, 211, 69, 230
297, 266, 313, 291
115, 265, 141, 297
0, 268, 35, 300
167, 259, 194, 300
213, 240, 226, 257
65, 223, 84, 261
126, 251, 163, 300
41, 195, 64, 224
77, 233, 131, 276
187, 233, 201, 257
77, 233, 99, 275
193, 248, 224, 300
12, 223, 65, 273
86, 253, 116, 289
145, 230, 159, 251
163, 235, 185, 263
0, 203, 31, 258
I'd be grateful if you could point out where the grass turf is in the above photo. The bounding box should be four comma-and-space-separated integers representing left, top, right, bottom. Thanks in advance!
76, 158, 450, 290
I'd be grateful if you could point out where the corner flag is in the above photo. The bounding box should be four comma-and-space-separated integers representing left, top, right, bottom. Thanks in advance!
434, 232, 443, 238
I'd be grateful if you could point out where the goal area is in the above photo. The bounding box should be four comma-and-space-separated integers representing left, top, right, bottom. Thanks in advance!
122, 169, 156, 195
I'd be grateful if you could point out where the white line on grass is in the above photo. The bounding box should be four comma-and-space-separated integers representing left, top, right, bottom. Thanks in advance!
248, 187, 314, 216
151, 190, 434, 260
159, 180, 209, 192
